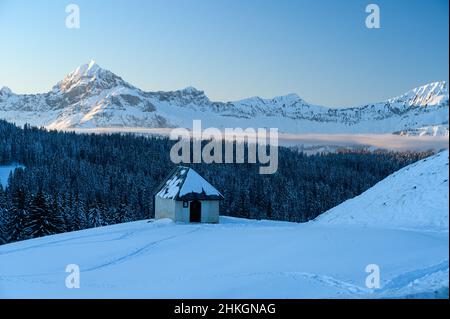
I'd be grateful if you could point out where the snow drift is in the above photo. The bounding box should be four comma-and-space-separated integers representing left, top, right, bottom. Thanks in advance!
316, 150, 449, 231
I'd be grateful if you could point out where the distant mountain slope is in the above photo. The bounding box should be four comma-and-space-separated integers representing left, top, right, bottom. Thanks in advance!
394, 124, 449, 137
316, 150, 449, 231
0, 61, 448, 133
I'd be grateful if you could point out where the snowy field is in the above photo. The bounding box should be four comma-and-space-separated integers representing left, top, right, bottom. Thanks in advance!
0, 218, 447, 299
0, 152, 448, 299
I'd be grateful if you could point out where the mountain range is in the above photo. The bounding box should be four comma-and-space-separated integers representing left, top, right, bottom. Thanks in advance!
0, 60, 448, 135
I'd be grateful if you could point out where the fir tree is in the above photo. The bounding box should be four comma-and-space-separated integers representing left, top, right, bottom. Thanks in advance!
48, 193, 65, 233
87, 205, 104, 228
23, 191, 62, 238
0, 186, 8, 243
8, 188, 28, 242
8, 209, 27, 242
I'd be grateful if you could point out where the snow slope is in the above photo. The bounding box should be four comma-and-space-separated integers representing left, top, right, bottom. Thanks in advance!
0, 153, 448, 298
0, 61, 448, 134
394, 124, 449, 137
316, 151, 449, 231
0, 217, 447, 299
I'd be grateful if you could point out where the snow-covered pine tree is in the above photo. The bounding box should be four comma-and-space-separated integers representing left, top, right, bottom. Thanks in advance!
8, 209, 27, 242
0, 188, 8, 244
60, 193, 73, 232
48, 193, 66, 234
23, 191, 62, 239
87, 205, 104, 228
71, 194, 87, 231
0, 225, 7, 245
116, 202, 132, 224
8, 188, 28, 242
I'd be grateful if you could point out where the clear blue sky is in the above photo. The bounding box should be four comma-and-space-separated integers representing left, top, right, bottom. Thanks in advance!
0, 0, 448, 107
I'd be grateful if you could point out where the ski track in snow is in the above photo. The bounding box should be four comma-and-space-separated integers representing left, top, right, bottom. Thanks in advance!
0, 228, 137, 256
210, 271, 369, 295
380, 260, 449, 292
83, 227, 201, 272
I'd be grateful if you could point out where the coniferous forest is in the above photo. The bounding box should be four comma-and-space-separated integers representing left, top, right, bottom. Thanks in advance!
0, 120, 433, 245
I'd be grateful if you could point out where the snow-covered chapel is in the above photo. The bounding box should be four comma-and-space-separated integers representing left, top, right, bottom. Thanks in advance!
154, 166, 224, 223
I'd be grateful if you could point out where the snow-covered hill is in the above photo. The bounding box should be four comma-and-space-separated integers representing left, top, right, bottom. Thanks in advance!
0, 152, 448, 298
0, 61, 448, 134
394, 124, 449, 137
316, 150, 449, 231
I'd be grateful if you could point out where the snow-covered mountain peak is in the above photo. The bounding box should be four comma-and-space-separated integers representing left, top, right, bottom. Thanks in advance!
53, 60, 133, 95
235, 93, 303, 106
61, 60, 101, 85
73, 59, 100, 77
180, 86, 200, 94
176, 86, 208, 99
387, 81, 448, 107
0, 86, 13, 96
157, 86, 211, 107
272, 93, 304, 104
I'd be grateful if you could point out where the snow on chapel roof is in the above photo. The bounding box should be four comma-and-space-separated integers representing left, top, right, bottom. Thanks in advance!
155, 166, 224, 201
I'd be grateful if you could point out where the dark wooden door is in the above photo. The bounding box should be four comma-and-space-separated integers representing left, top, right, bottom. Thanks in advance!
190, 200, 201, 222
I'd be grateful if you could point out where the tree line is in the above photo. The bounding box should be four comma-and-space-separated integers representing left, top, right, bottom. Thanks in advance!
0, 119, 433, 244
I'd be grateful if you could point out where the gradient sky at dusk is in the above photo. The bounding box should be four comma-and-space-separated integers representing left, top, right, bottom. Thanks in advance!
0, 0, 448, 107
